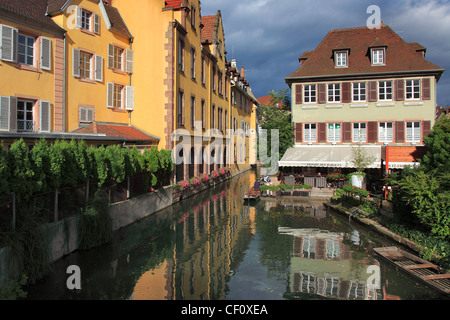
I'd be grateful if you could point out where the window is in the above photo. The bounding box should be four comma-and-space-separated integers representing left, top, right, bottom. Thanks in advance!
178, 39, 184, 72
18, 34, 35, 66
379, 122, 393, 143
201, 100, 205, 130
191, 47, 196, 79
81, 10, 91, 30
178, 90, 184, 125
353, 82, 366, 102
190, 96, 195, 129
218, 107, 223, 132
378, 81, 392, 101
79, 106, 95, 126
201, 56, 206, 84
328, 83, 341, 103
212, 67, 216, 91
406, 80, 421, 100
211, 105, 215, 129
17, 100, 34, 132
79, 51, 92, 79
327, 123, 341, 143
304, 85, 317, 103
112, 84, 123, 109
406, 121, 421, 142
113, 46, 123, 70
304, 123, 317, 143
335, 51, 348, 68
191, 5, 196, 28
218, 70, 223, 95
372, 48, 385, 65
353, 123, 367, 143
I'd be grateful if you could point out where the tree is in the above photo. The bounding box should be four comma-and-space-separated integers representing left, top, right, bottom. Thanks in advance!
258, 90, 293, 161
421, 116, 450, 175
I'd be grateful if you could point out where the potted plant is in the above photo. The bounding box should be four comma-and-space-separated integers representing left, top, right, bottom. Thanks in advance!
350, 145, 375, 188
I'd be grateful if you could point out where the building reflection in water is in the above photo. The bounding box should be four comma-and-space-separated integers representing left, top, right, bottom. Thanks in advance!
133, 173, 256, 300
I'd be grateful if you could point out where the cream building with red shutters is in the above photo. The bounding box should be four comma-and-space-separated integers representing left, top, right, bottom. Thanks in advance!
282, 24, 444, 176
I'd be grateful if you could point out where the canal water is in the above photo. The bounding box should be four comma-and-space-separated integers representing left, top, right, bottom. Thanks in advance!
24, 169, 448, 300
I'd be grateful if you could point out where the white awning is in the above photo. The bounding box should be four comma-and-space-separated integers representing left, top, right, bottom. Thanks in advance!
279, 145, 381, 168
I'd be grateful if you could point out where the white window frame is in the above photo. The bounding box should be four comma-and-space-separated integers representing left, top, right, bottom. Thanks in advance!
406, 121, 421, 143
304, 84, 317, 104
335, 51, 348, 68
378, 81, 392, 101
327, 83, 341, 103
304, 123, 317, 143
371, 48, 385, 65
353, 122, 367, 143
327, 123, 341, 143
378, 122, 393, 143
17, 99, 35, 132
406, 79, 421, 100
18, 34, 36, 67
352, 82, 366, 102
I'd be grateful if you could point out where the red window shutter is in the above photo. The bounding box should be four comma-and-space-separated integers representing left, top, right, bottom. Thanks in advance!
295, 123, 302, 143
295, 84, 302, 104
343, 122, 352, 142
422, 78, 431, 100
368, 81, 377, 102
318, 83, 326, 104
342, 82, 351, 103
367, 121, 378, 143
422, 120, 431, 142
318, 122, 326, 143
395, 121, 405, 143
395, 80, 404, 101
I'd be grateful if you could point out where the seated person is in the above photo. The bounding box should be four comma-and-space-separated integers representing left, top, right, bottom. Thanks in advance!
253, 179, 261, 190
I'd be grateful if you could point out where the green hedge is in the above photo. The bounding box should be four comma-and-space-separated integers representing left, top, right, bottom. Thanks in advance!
0, 138, 173, 202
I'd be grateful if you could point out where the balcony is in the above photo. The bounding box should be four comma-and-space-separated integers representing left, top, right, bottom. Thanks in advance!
17, 120, 35, 132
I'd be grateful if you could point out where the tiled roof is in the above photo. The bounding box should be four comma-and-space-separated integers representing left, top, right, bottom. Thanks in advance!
103, 3, 132, 39
73, 122, 160, 143
0, 0, 64, 31
286, 24, 444, 80
201, 15, 216, 44
165, 0, 182, 9
46, 0, 131, 39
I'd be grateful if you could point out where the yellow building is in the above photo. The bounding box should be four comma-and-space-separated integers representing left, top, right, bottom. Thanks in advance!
0, 0, 65, 144
111, 0, 257, 181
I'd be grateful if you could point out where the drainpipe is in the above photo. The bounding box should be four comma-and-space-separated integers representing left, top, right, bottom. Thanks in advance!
128, 38, 133, 126
63, 35, 66, 132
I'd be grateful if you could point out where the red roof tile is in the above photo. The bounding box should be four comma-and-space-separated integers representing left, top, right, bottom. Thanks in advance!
201, 15, 216, 44
286, 24, 444, 80
73, 122, 159, 142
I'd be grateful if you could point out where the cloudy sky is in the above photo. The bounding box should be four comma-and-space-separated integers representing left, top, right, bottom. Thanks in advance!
201, 0, 450, 106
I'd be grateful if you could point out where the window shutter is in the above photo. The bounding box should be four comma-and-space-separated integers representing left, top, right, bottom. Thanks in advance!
422, 120, 431, 142
94, 13, 100, 34
368, 81, 377, 102
40, 37, 52, 71
1, 25, 18, 62
87, 108, 94, 122
395, 121, 404, 143
295, 84, 302, 105
295, 123, 302, 143
9, 96, 16, 131
342, 122, 351, 142
107, 83, 114, 108
40, 100, 51, 132
367, 121, 377, 143
75, 6, 83, 29
318, 83, 326, 104
0, 96, 9, 130
95, 55, 103, 82
107, 44, 114, 69
125, 86, 134, 110
125, 49, 134, 73
342, 82, 351, 103
422, 78, 431, 100
395, 80, 404, 101
79, 107, 87, 122
318, 122, 326, 143
73, 48, 80, 77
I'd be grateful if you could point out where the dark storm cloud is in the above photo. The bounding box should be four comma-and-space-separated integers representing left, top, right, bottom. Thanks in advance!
201, 0, 450, 106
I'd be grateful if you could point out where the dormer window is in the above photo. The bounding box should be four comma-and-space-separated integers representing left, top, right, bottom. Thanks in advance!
371, 48, 385, 65
335, 51, 348, 68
